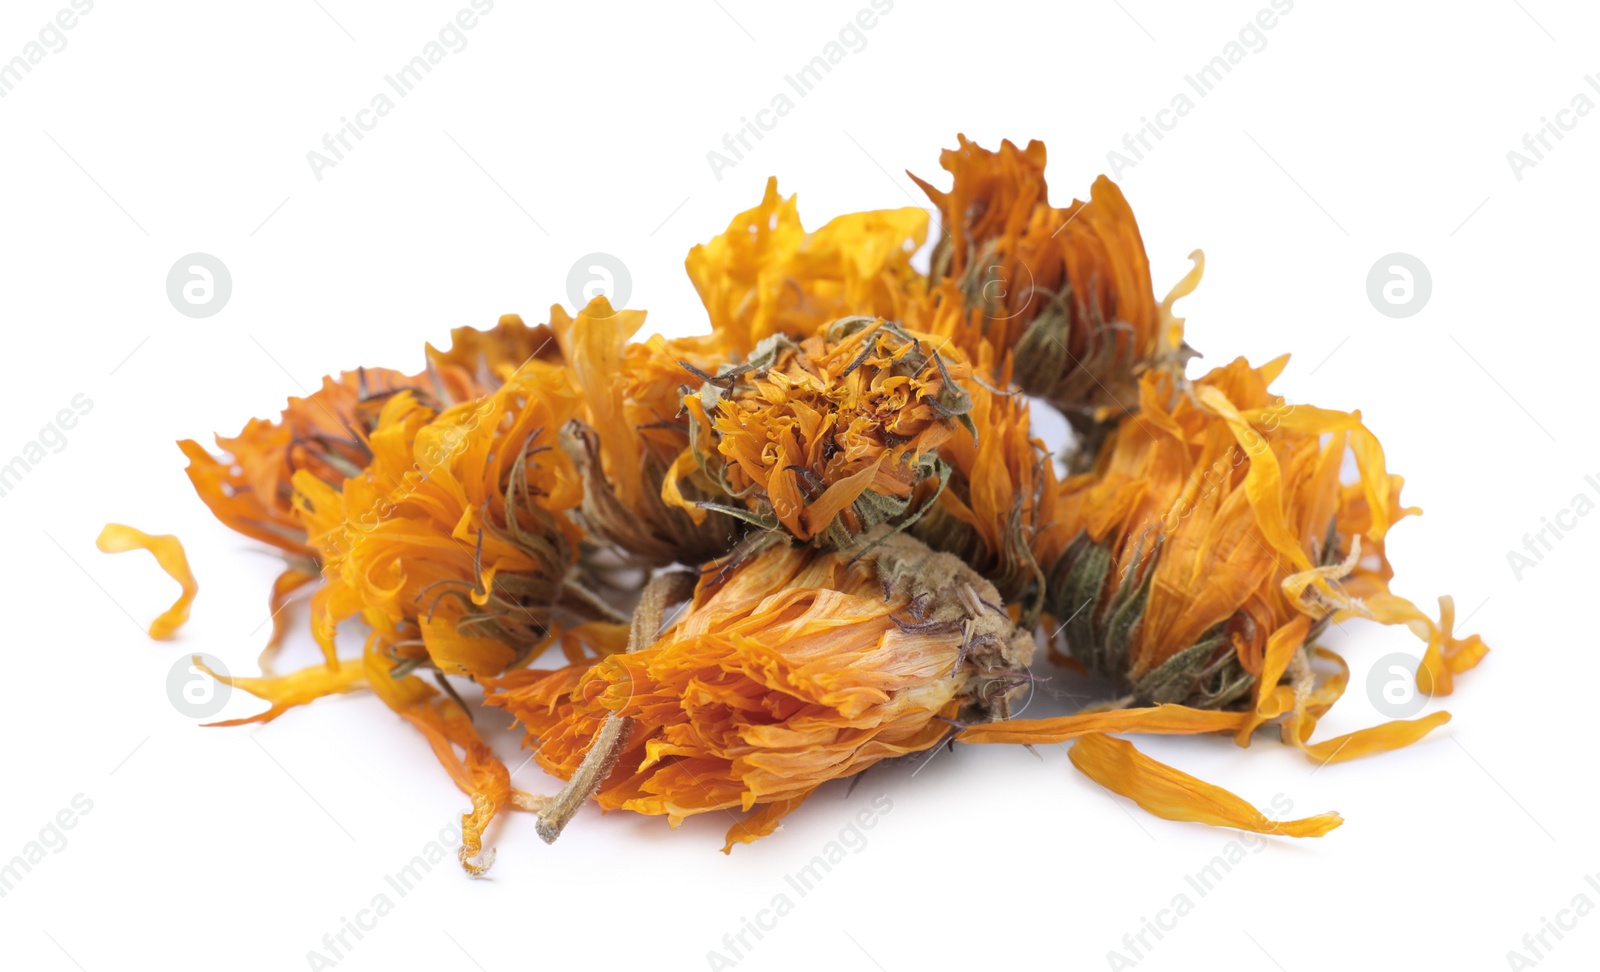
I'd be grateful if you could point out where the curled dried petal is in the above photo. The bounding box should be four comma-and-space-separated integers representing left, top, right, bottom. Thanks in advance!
96, 524, 198, 640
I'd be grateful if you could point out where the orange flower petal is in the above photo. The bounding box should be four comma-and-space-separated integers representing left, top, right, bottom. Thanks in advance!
1297, 711, 1453, 766
1069, 732, 1342, 837
1234, 615, 1311, 744
95, 524, 199, 640
418, 613, 517, 679
957, 703, 1252, 746
260, 566, 319, 673
722, 791, 813, 853
362, 646, 527, 875
195, 656, 365, 727
802, 453, 886, 537
1365, 593, 1489, 696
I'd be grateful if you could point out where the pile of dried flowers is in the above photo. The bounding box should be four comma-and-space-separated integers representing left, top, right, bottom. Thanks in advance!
105, 136, 1487, 872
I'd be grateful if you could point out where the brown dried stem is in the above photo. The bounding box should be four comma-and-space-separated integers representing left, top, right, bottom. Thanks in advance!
535, 568, 698, 844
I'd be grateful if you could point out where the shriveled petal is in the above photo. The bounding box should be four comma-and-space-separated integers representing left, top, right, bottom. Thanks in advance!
1366, 593, 1489, 696
195, 656, 365, 726
1069, 732, 1342, 837
96, 524, 199, 640
1193, 385, 1316, 577
722, 791, 814, 853
1297, 711, 1453, 766
958, 703, 1251, 746
259, 566, 319, 673
1233, 615, 1311, 744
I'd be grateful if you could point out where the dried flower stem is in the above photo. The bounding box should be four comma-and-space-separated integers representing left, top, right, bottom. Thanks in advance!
536, 568, 697, 843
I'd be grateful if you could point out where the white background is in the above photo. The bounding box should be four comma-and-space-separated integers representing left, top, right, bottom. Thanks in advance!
0, 1, 1593, 969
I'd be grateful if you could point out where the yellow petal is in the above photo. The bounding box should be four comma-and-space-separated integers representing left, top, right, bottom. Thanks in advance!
1298, 711, 1452, 766
259, 566, 319, 674
722, 792, 813, 853
1157, 249, 1204, 355
1366, 593, 1489, 696
1234, 615, 1311, 744
195, 656, 365, 726
1069, 732, 1342, 837
1192, 386, 1315, 576
95, 524, 198, 640
362, 646, 525, 875
958, 703, 1251, 746
418, 613, 516, 679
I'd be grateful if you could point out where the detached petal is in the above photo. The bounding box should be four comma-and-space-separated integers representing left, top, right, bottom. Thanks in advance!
196, 656, 365, 726
1298, 711, 1453, 766
1069, 732, 1342, 837
96, 524, 198, 640
958, 704, 1252, 746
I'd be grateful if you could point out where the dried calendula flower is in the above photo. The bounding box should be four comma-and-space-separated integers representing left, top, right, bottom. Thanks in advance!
686, 177, 927, 356
1034, 354, 1421, 711
293, 360, 602, 679
908, 135, 1187, 440
952, 350, 1490, 832
485, 528, 1035, 850
177, 367, 459, 668
193, 357, 626, 875
551, 297, 742, 567
667, 317, 977, 550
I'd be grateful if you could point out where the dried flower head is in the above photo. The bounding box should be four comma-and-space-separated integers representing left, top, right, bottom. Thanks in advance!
293, 360, 593, 678
666, 317, 978, 550
1022, 353, 1486, 760
909, 135, 1179, 430
177, 367, 464, 665
486, 528, 1034, 850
